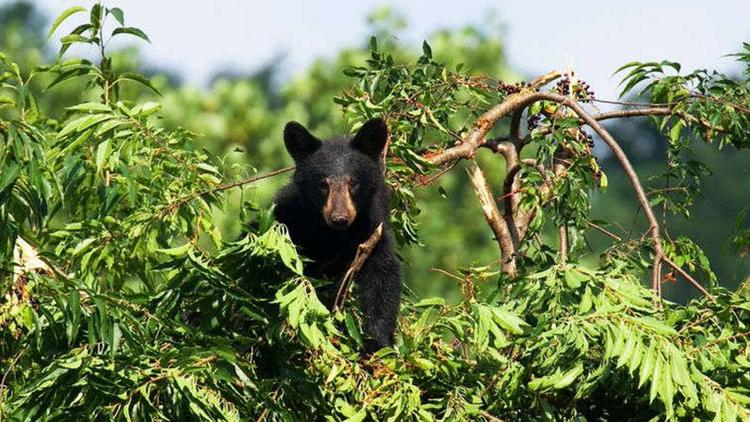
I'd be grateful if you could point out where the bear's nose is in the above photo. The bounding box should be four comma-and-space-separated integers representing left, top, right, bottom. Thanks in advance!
330, 214, 350, 229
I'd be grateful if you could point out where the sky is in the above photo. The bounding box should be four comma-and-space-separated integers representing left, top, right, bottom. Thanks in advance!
13, 0, 750, 103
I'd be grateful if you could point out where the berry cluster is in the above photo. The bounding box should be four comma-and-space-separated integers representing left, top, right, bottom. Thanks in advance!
555, 76, 595, 102
527, 113, 542, 131
555, 77, 572, 96
579, 129, 594, 148
574, 80, 595, 102
497, 80, 530, 94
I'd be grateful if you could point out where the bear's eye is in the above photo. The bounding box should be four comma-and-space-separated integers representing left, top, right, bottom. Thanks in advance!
349, 179, 359, 192
319, 180, 329, 193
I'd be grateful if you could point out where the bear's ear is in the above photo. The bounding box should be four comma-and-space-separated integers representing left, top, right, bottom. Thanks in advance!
284, 121, 321, 162
351, 118, 388, 160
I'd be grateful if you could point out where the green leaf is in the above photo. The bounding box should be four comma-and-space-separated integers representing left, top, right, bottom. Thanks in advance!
71, 238, 96, 256
95, 139, 111, 172
670, 121, 684, 144
553, 363, 584, 389
344, 312, 363, 346
48, 6, 87, 38
110, 321, 121, 357
0, 161, 20, 194
0, 95, 14, 107
95, 119, 126, 136
58, 114, 111, 138
66, 102, 111, 113
111, 26, 151, 43
45, 65, 94, 90
422, 41, 432, 59
649, 355, 662, 403
114, 72, 161, 95
491, 307, 528, 334
413, 297, 445, 307
156, 243, 192, 256
636, 317, 677, 337
89, 3, 103, 31
109, 7, 125, 25
564, 268, 588, 289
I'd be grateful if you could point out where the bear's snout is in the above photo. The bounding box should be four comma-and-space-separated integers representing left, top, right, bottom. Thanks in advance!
329, 214, 351, 229
322, 177, 357, 230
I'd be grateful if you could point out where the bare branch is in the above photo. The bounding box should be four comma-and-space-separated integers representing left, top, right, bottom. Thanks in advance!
467, 162, 516, 276
416, 162, 457, 186
548, 93, 671, 296
594, 107, 672, 121
588, 221, 623, 242
427, 71, 564, 166
530, 70, 563, 89
333, 224, 384, 311
426, 91, 552, 166
510, 110, 523, 142
592, 98, 673, 107
662, 256, 714, 300
559, 225, 569, 261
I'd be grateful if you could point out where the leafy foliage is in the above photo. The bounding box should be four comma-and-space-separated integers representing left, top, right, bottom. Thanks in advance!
1, 3, 749, 421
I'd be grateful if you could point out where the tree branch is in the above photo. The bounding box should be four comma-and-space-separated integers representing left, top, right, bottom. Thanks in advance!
662, 256, 713, 299
559, 225, 569, 261
588, 221, 623, 242
530, 70, 562, 89
467, 162, 516, 276
426, 76, 561, 167
594, 107, 672, 121
333, 224, 384, 311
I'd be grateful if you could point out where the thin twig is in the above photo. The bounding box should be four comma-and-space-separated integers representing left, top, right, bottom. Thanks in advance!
588, 221, 623, 242
592, 98, 672, 107
542, 93, 668, 294
429, 267, 464, 282
509, 110, 523, 143
416, 162, 457, 186
0, 348, 26, 406
162, 166, 294, 216
687, 331, 750, 355
333, 224, 384, 311
593, 107, 672, 121
662, 256, 714, 300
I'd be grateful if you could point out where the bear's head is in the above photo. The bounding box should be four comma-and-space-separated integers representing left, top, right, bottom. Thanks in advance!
283, 118, 388, 230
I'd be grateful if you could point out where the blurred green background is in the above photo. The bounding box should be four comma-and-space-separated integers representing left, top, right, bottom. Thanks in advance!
2, 1, 748, 303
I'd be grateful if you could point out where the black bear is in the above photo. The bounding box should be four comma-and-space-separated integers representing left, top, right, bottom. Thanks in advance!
274, 118, 402, 352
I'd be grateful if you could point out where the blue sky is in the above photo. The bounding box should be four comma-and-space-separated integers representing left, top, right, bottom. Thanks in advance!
16, 0, 750, 102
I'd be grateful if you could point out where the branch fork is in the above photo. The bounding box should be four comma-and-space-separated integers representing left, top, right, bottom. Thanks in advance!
422, 70, 712, 301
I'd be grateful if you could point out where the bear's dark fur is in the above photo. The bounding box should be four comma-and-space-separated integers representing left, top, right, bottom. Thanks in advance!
274, 118, 402, 352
